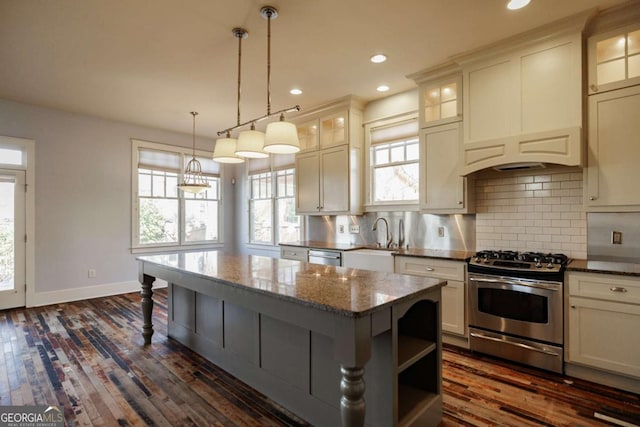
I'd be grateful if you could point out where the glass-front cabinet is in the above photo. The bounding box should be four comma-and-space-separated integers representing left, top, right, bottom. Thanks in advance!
320, 112, 347, 148
588, 23, 640, 94
296, 119, 319, 152
419, 75, 461, 128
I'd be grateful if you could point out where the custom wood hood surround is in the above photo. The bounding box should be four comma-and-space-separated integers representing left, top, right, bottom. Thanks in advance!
454, 11, 591, 175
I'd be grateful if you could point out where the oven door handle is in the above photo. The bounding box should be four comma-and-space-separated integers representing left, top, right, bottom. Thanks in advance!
470, 332, 560, 356
468, 276, 560, 291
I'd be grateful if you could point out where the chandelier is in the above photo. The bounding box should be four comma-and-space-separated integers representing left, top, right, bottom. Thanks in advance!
213, 5, 300, 163
177, 112, 211, 193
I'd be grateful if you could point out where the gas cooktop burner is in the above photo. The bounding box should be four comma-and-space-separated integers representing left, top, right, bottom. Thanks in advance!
468, 250, 569, 280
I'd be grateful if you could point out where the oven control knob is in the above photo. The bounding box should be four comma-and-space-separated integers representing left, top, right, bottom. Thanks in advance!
546, 262, 554, 269
536, 261, 542, 268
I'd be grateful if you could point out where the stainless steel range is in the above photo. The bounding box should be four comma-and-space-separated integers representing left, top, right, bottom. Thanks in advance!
467, 250, 569, 373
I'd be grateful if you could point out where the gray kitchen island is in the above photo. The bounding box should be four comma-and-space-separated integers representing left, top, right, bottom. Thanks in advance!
137, 251, 444, 427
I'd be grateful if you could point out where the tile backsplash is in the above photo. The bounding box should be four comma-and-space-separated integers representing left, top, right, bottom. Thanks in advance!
475, 166, 586, 259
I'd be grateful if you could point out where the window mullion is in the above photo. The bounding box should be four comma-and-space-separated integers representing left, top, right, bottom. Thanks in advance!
271, 171, 277, 244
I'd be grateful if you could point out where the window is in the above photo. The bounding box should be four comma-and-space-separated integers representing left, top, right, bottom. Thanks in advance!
248, 155, 302, 246
368, 118, 419, 204
132, 140, 221, 250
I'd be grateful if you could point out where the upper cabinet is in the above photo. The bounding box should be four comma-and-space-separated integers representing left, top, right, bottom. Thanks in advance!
456, 13, 589, 175
420, 75, 462, 128
410, 67, 474, 214
585, 10, 640, 212
420, 123, 474, 213
293, 97, 364, 215
588, 23, 640, 94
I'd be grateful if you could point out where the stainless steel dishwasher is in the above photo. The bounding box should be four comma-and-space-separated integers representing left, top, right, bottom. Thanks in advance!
308, 249, 342, 266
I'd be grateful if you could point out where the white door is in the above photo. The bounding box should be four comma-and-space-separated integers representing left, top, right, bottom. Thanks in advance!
0, 169, 26, 309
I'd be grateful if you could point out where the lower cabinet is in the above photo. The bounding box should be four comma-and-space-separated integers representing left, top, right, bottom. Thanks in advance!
566, 272, 640, 380
395, 256, 467, 336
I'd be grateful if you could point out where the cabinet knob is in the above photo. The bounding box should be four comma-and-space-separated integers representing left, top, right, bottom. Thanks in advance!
425, 267, 434, 271
589, 196, 596, 201
571, 305, 576, 309
590, 84, 598, 92
458, 201, 463, 205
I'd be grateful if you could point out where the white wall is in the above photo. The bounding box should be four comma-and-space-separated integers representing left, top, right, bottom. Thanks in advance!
0, 98, 237, 304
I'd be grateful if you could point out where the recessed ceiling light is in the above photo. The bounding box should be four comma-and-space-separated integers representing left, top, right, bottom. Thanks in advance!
377, 85, 390, 92
370, 54, 387, 64
506, 0, 530, 10
290, 88, 302, 95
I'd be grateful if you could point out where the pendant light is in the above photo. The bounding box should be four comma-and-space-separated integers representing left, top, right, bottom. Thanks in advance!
261, 6, 301, 154
213, 28, 246, 163
215, 6, 300, 153
178, 112, 211, 193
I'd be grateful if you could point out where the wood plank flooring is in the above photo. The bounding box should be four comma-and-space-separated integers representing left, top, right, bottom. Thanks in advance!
1, 289, 639, 426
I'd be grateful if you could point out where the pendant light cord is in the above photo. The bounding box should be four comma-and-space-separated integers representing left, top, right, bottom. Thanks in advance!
266, 9, 272, 116
191, 111, 198, 159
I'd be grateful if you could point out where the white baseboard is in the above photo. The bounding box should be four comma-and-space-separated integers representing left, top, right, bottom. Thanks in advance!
27, 279, 168, 307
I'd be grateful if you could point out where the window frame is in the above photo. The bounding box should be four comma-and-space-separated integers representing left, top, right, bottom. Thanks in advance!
131, 139, 223, 253
364, 113, 420, 211
247, 164, 303, 248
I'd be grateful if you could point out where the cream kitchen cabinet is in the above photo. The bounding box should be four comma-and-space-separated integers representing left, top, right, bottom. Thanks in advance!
458, 21, 585, 175
588, 23, 640, 95
294, 97, 363, 215
420, 123, 474, 213
296, 111, 349, 153
395, 256, 466, 337
566, 272, 640, 382
586, 85, 640, 211
296, 119, 319, 152
296, 146, 354, 214
414, 71, 462, 129
409, 68, 474, 214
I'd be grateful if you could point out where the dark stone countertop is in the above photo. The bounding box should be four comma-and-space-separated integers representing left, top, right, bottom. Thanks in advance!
280, 241, 473, 261
567, 259, 640, 277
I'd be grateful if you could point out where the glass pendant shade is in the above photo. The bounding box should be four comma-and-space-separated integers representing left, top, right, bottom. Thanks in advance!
263, 120, 300, 154
212, 137, 244, 163
236, 129, 269, 158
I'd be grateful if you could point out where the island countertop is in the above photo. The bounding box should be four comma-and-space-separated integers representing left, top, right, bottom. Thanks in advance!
138, 250, 445, 318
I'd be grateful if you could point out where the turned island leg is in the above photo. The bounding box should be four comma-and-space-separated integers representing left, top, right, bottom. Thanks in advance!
340, 366, 366, 427
140, 273, 155, 345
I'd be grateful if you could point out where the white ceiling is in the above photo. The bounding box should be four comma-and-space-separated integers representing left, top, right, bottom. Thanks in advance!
0, 0, 628, 138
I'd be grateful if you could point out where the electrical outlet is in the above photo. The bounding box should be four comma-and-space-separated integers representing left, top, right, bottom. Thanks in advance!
349, 225, 360, 234
339, 225, 345, 233
88, 269, 96, 278
438, 227, 445, 237
612, 231, 622, 245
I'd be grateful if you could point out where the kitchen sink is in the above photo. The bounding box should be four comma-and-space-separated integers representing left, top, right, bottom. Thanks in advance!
343, 248, 395, 273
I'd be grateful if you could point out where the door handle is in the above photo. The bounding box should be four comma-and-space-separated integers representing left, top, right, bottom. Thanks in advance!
470, 332, 559, 356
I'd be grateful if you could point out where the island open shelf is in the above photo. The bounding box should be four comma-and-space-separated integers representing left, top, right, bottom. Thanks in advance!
137, 251, 444, 427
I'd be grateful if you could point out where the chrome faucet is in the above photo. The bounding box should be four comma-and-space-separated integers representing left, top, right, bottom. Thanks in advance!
372, 217, 393, 248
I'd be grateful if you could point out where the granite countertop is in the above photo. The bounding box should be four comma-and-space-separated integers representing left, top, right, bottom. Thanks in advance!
567, 259, 640, 277
280, 241, 474, 261
138, 251, 445, 317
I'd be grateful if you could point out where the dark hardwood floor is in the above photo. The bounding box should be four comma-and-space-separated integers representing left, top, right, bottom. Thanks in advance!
1, 289, 639, 426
